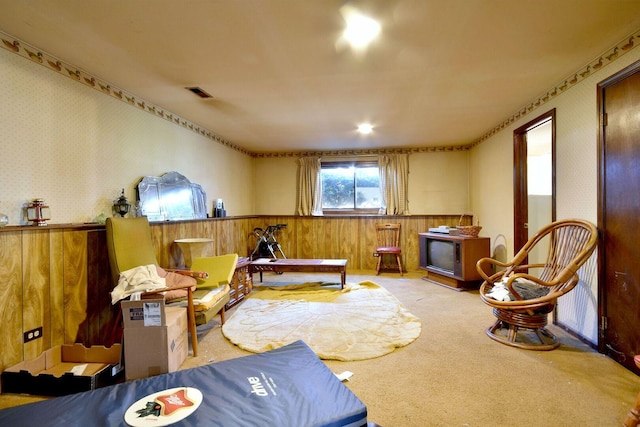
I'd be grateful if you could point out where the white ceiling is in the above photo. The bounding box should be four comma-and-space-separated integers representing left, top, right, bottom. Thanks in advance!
1, 0, 640, 154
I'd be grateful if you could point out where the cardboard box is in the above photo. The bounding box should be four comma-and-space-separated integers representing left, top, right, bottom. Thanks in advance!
1, 343, 123, 396
121, 299, 188, 381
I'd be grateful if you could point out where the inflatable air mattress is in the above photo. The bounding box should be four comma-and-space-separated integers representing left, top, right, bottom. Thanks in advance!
0, 340, 367, 427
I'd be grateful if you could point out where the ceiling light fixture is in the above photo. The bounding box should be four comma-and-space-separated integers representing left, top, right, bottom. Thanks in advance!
357, 123, 374, 135
341, 6, 381, 49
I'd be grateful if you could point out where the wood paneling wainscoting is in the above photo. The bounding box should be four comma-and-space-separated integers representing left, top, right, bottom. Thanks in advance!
0, 224, 117, 380
0, 214, 463, 378
252, 215, 465, 272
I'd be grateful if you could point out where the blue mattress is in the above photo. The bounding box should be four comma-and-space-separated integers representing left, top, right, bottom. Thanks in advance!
0, 340, 367, 427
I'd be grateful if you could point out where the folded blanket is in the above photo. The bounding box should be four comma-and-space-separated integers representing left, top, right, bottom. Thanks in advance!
111, 264, 167, 304
157, 266, 197, 301
486, 280, 511, 301
169, 285, 230, 312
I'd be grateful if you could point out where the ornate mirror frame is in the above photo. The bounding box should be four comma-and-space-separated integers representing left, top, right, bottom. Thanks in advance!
136, 171, 207, 221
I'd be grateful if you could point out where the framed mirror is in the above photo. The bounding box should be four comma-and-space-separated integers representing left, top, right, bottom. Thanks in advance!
136, 171, 207, 221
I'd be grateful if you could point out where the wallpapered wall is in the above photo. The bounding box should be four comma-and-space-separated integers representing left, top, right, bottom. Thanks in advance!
251, 150, 470, 215
0, 47, 254, 225
469, 45, 640, 344
0, 40, 470, 224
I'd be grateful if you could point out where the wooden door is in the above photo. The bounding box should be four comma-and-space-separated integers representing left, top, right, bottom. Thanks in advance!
598, 61, 640, 374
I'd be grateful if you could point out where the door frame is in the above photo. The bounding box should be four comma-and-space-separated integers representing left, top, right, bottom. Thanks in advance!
513, 109, 556, 252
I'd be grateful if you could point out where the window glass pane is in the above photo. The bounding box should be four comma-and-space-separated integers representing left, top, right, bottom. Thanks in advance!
355, 167, 381, 208
321, 163, 381, 211
321, 167, 355, 208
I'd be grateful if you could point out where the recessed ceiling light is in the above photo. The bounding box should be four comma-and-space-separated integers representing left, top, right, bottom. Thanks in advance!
357, 123, 374, 135
341, 7, 381, 49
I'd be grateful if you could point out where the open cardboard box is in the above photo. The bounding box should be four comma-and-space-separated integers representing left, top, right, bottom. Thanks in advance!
1, 343, 123, 397
121, 299, 188, 381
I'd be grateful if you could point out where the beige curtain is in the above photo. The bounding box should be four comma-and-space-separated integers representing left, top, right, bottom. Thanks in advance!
378, 154, 410, 215
297, 156, 323, 216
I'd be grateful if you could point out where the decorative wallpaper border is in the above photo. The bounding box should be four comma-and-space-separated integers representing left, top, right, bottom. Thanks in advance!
2, 27, 639, 158
250, 144, 470, 158
0, 30, 251, 157
469, 28, 640, 148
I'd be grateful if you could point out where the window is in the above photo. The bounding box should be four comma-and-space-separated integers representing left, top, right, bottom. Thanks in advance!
321, 161, 381, 213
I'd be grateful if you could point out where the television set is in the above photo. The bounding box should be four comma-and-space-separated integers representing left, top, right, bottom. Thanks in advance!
419, 232, 490, 290
423, 239, 462, 277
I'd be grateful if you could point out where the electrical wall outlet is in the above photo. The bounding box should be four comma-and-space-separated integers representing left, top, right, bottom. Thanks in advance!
373, 253, 380, 257
24, 326, 43, 343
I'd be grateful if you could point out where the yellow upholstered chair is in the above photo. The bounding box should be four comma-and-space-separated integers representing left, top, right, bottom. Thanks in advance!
375, 223, 403, 275
477, 219, 598, 350
189, 254, 238, 325
105, 216, 234, 356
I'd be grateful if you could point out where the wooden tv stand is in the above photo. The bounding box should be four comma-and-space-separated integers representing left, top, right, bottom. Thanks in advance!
418, 232, 490, 291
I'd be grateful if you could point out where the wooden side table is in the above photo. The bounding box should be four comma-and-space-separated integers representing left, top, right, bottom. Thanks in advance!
226, 257, 252, 309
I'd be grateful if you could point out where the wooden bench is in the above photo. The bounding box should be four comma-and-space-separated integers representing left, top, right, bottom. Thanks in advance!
250, 258, 348, 289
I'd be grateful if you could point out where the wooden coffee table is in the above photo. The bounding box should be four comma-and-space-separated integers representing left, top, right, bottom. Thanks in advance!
250, 258, 348, 289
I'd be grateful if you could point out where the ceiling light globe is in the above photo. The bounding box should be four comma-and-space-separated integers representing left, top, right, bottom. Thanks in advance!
344, 13, 380, 48
357, 123, 373, 134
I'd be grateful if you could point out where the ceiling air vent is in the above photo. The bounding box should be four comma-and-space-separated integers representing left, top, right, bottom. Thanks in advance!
186, 86, 213, 99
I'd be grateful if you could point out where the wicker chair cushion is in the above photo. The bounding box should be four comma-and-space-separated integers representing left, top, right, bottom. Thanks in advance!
487, 278, 550, 301
511, 278, 550, 300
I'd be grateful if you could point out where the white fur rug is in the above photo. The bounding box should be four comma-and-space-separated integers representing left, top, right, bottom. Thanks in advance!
221, 281, 421, 361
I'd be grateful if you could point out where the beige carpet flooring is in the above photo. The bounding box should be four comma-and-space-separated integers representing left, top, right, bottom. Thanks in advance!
2, 270, 639, 426
185, 270, 640, 427
221, 280, 421, 360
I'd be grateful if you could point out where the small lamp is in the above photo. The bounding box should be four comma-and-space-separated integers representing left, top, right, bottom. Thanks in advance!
26, 198, 51, 226
113, 189, 130, 217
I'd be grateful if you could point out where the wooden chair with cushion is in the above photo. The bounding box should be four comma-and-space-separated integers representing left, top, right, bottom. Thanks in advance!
375, 223, 403, 275
105, 216, 233, 357
476, 218, 598, 350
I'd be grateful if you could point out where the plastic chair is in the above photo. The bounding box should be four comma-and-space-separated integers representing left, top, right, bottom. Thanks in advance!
375, 223, 403, 275
477, 219, 598, 350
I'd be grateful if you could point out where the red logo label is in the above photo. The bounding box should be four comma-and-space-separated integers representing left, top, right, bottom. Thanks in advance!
155, 389, 195, 416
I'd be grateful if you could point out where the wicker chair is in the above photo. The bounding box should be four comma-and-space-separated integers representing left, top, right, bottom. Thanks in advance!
477, 219, 598, 350
624, 356, 640, 426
